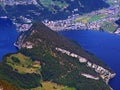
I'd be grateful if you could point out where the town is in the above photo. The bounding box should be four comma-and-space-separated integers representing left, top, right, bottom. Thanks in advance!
43, 4, 120, 32
0, 0, 37, 6
1, 0, 120, 34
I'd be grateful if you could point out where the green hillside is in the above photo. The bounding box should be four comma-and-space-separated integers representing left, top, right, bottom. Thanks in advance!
0, 0, 109, 20
0, 22, 113, 90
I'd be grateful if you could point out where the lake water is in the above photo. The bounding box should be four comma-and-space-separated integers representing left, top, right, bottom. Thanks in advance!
0, 18, 119, 90
60, 30, 120, 90
0, 18, 18, 60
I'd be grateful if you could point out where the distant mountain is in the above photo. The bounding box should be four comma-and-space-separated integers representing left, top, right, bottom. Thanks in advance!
0, 22, 114, 90
0, 0, 109, 21
0, 0, 110, 32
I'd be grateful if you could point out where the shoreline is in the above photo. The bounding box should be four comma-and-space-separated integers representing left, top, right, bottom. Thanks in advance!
60, 30, 119, 90
14, 28, 116, 90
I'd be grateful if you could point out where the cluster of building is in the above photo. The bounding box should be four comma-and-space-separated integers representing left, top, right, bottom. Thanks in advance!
43, 5, 120, 31
115, 28, 120, 34
12, 16, 32, 32
22, 41, 33, 49
55, 47, 116, 83
0, 0, 38, 6
15, 23, 32, 32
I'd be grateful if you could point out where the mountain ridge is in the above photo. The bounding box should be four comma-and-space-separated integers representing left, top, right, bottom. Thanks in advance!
0, 22, 115, 90
14, 22, 115, 90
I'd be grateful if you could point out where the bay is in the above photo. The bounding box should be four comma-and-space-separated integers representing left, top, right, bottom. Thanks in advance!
0, 18, 19, 60
0, 17, 119, 89
60, 30, 120, 90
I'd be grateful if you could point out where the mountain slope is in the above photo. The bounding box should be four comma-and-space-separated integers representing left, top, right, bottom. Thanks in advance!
13, 22, 114, 90
0, 0, 109, 32
18, 22, 112, 68
0, 0, 109, 20
0, 80, 20, 90
0, 22, 114, 90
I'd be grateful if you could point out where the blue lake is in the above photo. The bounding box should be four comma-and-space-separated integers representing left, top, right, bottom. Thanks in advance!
0, 18, 18, 60
0, 17, 119, 90
60, 30, 120, 90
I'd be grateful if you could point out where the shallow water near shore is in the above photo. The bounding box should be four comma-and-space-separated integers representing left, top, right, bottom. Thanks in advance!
60, 30, 120, 90
0, 18, 19, 60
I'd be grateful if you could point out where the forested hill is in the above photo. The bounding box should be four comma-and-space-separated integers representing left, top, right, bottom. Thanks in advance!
0, 22, 114, 90
18, 22, 110, 67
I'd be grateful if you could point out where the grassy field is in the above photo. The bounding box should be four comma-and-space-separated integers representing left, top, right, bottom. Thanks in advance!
31, 81, 76, 90
5, 53, 41, 74
101, 21, 118, 32
88, 14, 106, 22
75, 14, 106, 23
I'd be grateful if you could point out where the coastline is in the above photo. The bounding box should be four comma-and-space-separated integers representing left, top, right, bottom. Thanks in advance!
14, 28, 116, 90
60, 30, 120, 90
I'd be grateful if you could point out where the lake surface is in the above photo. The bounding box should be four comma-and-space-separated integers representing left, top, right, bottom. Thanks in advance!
0, 18, 119, 90
0, 18, 18, 60
60, 30, 120, 90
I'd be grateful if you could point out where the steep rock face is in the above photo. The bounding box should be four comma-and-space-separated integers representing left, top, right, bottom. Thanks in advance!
15, 22, 114, 90
0, 0, 37, 6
